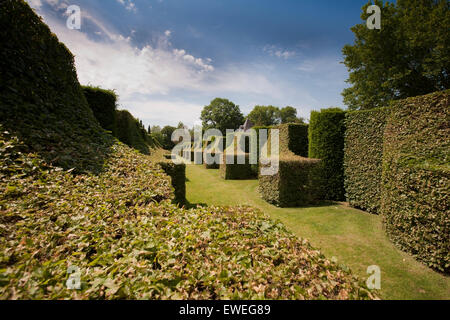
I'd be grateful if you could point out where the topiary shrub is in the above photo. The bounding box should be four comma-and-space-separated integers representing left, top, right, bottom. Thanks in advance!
259, 154, 321, 207
82, 86, 118, 136
158, 160, 186, 205
0, 0, 113, 173
278, 123, 309, 157
204, 152, 220, 169
344, 107, 389, 214
116, 110, 149, 155
309, 108, 346, 201
382, 90, 450, 273
220, 153, 257, 180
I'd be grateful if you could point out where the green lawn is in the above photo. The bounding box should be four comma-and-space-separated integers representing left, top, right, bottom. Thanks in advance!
185, 164, 449, 300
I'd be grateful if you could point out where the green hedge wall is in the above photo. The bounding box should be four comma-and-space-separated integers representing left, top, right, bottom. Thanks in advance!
259, 154, 321, 207
0, 0, 113, 173
382, 90, 450, 273
82, 86, 118, 136
220, 153, 257, 180
309, 108, 346, 201
116, 110, 149, 155
158, 159, 186, 205
344, 108, 389, 214
204, 152, 220, 169
278, 123, 309, 157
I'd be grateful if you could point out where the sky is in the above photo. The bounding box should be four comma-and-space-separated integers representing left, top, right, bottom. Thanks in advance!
26, 0, 373, 128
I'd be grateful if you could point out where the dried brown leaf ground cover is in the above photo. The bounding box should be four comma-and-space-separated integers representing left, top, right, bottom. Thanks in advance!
0, 130, 375, 300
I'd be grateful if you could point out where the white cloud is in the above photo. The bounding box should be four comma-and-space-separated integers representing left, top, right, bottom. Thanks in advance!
264, 45, 296, 59
116, 0, 137, 13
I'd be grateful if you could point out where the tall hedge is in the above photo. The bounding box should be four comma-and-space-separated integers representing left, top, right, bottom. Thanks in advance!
382, 90, 450, 273
308, 108, 346, 201
278, 123, 309, 157
259, 154, 321, 207
116, 110, 150, 155
82, 86, 118, 136
344, 108, 389, 214
0, 0, 113, 173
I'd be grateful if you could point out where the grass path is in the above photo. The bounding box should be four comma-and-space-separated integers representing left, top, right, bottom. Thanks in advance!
185, 165, 449, 300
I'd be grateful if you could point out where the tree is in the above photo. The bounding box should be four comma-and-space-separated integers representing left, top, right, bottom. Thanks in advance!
151, 125, 161, 133
279, 106, 305, 124
200, 98, 245, 133
147, 125, 151, 134
342, 0, 449, 110
247, 105, 280, 126
161, 125, 177, 150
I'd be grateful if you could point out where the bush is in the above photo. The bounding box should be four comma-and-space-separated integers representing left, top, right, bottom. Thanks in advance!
0, 0, 113, 173
278, 123, 309, 157
382, 90, 450, 273
309, 108, 346, 201
259, 154, 321, 207
82, 86, 118, 136
158, 160, 186, 205
204, 152, 220, 169
220, 153, 257, 180
116, 110, 150, 155
344, 108, 389, 214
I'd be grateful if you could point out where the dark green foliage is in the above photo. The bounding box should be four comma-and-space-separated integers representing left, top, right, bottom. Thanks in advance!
82, 86, 118, 136
0, 0, 113, 173
204, 153, 220, 169
220, 153, 257, 180
161, 125, 177, 150
308, 108, 346, 201
158, 160, 186, 205
116, 110, 150, 155
342, 0, 450, 110
344, 108, 389, 214
278, 123, 309, 157
201, 98, 245, 133
259, 154, 321, 207
382, 90, 450, 273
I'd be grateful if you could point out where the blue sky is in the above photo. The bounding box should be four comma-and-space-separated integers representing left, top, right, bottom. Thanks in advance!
27, 0, 373, 128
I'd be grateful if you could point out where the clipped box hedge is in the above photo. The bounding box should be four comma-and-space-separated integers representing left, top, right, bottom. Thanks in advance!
344, 107, 389, 214
82, 86, 118, 137
116, 110, 149, 155
204, 152, 221, 169
259, 154, 321, 207
382, 90, 450, 273
220, 153, 257, 180
278, 123, 309, 157
0, 0, 113, 173
158, 157, 186, 205
309, 108, 346, 201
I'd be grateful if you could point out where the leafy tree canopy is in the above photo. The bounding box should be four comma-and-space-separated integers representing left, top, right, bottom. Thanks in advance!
247, 105, 304, 126
200, 98, 245, 133
342, 0, 449, 110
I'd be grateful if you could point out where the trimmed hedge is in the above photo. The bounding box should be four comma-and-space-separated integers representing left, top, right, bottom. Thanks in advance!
158, 160, 186, 205
220, 153, 257, 180
116, 110, 149, 155
344, 108, 389, 214
278, 123, 309, 157
382, 90, 450, 273
0, 0, 113, 173
309, 108, 346, 201
259, 154, 321, 207
82, 86, 118, 136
